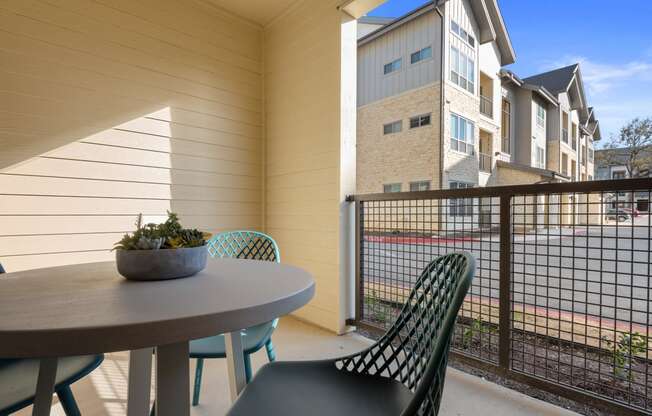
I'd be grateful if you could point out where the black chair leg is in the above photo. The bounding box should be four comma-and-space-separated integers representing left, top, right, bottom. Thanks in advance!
56, 386, 81, 416
150, 401, 156, 416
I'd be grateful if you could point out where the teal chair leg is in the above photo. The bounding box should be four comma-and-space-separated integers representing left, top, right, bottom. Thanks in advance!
244, 354, 253, 383
265, 339, 276, 362
56, 386, 81, 416
150, 402, 155, 416
192, 358, 204, 406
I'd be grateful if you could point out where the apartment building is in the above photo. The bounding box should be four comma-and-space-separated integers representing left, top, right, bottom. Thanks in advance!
356, 0, 515, 194
521, 64, 601, 182
356, 1, 600, 197
596, 146, 652, 212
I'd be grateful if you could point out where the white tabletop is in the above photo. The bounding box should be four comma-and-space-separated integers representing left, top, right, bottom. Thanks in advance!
0, 258, 315, 358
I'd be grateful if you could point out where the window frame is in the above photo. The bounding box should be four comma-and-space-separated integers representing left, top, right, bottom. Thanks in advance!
501, 99, 511, 153
383, 183, 402, 193
383, 120, 402, 135
450, 19, 475, 47
383, 58, 402, 75
536, 146, 545, 169
450, 113, 475, 155
449, 46, 475, 94
536, 103, 545, 128
409, 181, 431, 192
409, 113, 431, 129
449, 181, 474, 216
410, 46, 432, 65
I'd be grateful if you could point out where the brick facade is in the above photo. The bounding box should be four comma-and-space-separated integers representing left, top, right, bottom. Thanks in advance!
357, 83, 442, 194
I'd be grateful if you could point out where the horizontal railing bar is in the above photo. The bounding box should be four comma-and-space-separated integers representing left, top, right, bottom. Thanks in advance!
348, 177, 652, 201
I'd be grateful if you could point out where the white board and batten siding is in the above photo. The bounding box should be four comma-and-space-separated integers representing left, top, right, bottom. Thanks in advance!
358, 10, 442, 107
0, 0, 264, 272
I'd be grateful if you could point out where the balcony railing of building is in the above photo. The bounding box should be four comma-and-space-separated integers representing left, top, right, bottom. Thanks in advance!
479, 152, 492, 173
348, 177, 652, 416
480, 95, 493, 118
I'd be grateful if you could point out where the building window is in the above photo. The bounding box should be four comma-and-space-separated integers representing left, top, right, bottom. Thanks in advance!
450, 46, 475, 93
501, 99, 511, 153
451, 113, 475, 155
383, 58, 402, 75
571, 123, 577, 150
451, 20, 475, 47
581, 145, 586, 165
449, 181, 474, 216
536, 103, 545, 128
612, 171, 626, 180
536, 146, 545, 169
588, 175, 593, 181
561, 152, 568, 176
410, 181, 431, 191
588, 148, 594, 163
562, 112, 569, 143
383, 183, 401, 193
409, 113, 431, 129
410, 46, 432, 64
383, 120, 402, 135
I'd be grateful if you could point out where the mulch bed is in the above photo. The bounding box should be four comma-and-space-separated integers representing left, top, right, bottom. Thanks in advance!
358, 320, 651, 416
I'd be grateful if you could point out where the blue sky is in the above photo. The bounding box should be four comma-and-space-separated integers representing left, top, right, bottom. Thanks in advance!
368, 0, 652, 146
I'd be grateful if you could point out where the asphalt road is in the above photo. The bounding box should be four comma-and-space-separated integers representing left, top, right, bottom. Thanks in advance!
361, 215, 651, 327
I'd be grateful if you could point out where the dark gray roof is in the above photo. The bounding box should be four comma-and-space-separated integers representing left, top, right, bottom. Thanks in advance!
523, 64, 579, 95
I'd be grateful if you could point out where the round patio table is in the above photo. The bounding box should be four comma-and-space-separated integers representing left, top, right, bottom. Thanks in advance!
0, 258, 315, 416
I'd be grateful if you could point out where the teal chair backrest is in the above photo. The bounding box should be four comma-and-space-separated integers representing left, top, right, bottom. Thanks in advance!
206, 231, 280, 263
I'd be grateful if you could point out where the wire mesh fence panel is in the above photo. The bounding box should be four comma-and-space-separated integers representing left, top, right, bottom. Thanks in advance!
511, 189, 652, 412
359, 195, 501, 364
353, 179, 652, 415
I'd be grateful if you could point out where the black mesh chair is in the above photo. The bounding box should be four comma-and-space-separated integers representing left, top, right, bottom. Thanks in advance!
227, 252, 475, 416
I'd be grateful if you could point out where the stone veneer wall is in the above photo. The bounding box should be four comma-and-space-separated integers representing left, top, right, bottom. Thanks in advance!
357, 83, 441, 194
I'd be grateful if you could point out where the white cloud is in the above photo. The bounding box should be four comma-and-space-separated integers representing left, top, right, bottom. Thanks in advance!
538, 56, 652, 139
541, 56, 652, 94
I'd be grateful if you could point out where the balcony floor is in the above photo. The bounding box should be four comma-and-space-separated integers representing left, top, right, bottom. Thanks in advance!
16, 317, 579, 416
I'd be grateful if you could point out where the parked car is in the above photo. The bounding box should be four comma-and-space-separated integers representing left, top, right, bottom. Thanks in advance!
621, 207, 641, 217
606, 209, 631, 222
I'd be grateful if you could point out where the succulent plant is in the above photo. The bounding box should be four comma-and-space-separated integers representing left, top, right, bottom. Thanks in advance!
114, 212, 211, 250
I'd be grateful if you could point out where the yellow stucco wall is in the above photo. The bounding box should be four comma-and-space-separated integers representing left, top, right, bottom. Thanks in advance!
0, 0, 264, 271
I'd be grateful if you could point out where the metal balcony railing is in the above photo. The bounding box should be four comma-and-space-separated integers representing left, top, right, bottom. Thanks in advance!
348, 178, 652, 416
480, 95, 493, 118
479, 152, 492, 172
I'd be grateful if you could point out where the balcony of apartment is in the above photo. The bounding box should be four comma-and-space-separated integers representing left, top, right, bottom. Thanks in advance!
479, 73, 494, 118
1, 2, 650, 416
479, 130, 493, 173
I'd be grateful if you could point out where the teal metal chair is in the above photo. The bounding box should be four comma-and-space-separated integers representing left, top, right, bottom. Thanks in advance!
227, 252, 475, 416
0, 263, 104, 416
191, 231, 281, 406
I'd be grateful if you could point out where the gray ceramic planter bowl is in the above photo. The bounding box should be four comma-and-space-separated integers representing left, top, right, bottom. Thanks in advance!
116, 246, 208, 281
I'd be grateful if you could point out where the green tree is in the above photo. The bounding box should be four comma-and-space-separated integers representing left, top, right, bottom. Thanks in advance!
597, 118, 652, 178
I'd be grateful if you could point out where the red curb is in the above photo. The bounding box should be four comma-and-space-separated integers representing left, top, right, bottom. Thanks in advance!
364, 235, 481, 245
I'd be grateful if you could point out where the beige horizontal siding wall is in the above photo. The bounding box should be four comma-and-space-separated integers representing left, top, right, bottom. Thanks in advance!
264, 0, 358, 333
0, 0, 263, 271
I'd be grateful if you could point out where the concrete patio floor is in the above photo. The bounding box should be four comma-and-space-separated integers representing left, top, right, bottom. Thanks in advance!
16, 317, 579, 416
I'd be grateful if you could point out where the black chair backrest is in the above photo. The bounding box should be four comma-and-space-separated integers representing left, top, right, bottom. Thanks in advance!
338, 252, 475, 416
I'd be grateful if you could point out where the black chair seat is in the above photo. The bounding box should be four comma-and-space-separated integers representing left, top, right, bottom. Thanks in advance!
227, 360, 414, 416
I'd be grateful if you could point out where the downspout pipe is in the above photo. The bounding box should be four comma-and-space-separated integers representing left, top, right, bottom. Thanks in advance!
436, 4, 445, 190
